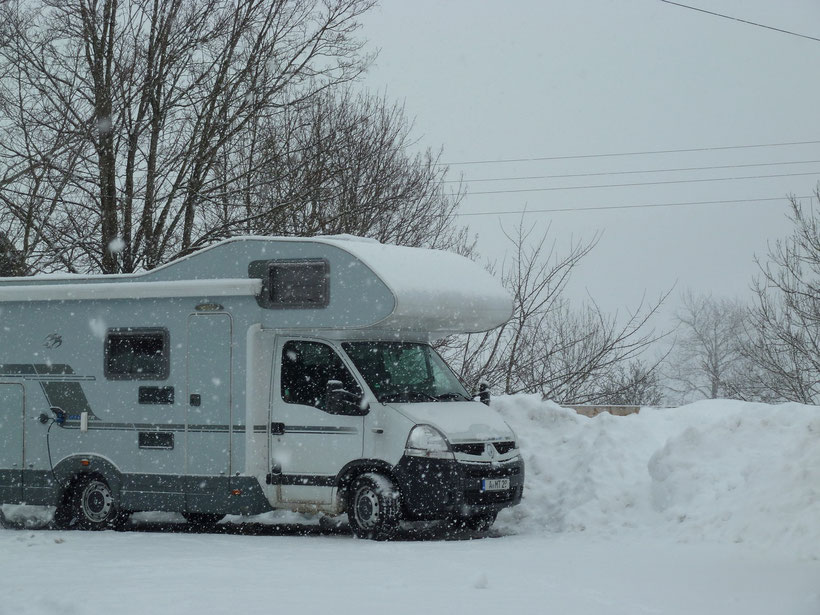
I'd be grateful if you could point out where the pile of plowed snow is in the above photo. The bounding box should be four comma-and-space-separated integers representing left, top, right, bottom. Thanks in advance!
493, 396, 820, 559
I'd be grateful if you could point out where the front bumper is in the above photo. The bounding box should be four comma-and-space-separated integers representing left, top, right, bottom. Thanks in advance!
393, 455, 524, 520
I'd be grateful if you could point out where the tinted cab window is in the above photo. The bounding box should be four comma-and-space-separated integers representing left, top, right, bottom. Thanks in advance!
280, 340, 360, 410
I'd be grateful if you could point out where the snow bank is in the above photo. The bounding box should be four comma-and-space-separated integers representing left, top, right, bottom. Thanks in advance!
493, 396, 820, 559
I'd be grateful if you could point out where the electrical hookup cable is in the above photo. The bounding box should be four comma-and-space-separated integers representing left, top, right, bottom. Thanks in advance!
41, 410, 68, 490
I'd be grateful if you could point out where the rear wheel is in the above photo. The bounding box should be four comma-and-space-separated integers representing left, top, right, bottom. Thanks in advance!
55, 475, 127, 530
348, 473, 401, 541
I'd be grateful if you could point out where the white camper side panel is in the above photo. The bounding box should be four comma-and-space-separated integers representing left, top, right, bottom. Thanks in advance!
0, 383, 24, 503
244, 326, 273, 483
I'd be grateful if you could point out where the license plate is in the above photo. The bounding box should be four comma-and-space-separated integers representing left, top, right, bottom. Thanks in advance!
480, 478, 510, 492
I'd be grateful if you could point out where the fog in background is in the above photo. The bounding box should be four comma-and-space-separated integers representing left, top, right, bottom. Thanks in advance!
359, 0, 819, 322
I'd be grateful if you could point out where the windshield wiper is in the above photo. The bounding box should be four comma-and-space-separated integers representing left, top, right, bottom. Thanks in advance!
434, 392, 471, 402
379, 390, 471, 403
378, 390, 438, 403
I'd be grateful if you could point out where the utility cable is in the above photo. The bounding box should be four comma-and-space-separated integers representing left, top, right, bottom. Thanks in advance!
45, 418, 66, 489
453, 195, 813, 217
442, 159, 820, 185
465, 170, 820, 196
440, 139, 820, 166
658, 1, 820, 44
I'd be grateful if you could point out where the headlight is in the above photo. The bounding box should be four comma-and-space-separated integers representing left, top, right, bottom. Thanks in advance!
405, 425, 454, 460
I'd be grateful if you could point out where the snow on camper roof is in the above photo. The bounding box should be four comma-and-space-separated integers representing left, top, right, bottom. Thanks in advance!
0, 235, 512, 334
315, 236, 513, 334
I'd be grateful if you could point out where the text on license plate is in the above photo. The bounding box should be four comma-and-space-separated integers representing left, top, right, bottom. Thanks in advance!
480, 478, 510, 492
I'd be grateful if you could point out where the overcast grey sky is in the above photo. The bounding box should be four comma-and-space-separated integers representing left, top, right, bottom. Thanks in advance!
358, 0, 820, 321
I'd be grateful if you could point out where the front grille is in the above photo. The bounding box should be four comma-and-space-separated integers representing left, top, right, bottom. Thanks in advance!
465, 464, 520, 478
452, 440, 516, 456
452, 443, 485, 455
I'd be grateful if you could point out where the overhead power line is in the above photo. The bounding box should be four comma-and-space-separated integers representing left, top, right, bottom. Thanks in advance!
464, 170, 820, 197
454, 195, 812, 218
442, 158, 820, 185
440, 139, 820, 167
658, 1, 820, 44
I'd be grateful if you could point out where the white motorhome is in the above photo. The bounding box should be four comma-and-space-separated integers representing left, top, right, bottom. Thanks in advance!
0, 236, 523, 539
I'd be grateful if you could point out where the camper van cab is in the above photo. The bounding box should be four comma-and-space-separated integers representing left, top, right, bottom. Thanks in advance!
0, 236, 524, 539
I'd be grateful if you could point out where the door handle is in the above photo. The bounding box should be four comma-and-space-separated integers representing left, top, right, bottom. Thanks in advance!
270, 422, 285, 435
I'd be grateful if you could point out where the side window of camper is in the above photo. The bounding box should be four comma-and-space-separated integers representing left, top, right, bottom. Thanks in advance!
268, 260, 329, 308
105, 328, 170, 380
280, 340, 360, 410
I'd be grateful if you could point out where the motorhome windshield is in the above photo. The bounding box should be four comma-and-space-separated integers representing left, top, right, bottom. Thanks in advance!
342, 342, 471, 404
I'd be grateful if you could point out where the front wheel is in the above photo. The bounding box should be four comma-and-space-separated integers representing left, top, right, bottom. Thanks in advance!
464, 512, 497, 532
348, 473, 401, 541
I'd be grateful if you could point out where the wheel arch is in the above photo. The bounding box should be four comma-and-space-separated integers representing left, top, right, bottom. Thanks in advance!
52, 455, 124, 503
334, 459, 397, 513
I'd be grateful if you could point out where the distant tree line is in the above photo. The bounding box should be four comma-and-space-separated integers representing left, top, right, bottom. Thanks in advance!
447, 190, 819, 407
667, 192, 820, 405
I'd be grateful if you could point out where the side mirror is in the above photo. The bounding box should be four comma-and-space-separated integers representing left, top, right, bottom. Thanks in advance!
478, 382, 491, 406
326, 381, 370, 416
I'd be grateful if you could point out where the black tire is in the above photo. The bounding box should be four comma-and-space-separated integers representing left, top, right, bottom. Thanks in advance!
182, 512, 224, 528
464, 511, 497, 532
55, 475, 126, 530
347, 473, 401, 541
318, 514, 347, 533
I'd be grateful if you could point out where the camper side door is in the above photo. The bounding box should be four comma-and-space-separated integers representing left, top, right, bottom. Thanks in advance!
269, 338, 365, 505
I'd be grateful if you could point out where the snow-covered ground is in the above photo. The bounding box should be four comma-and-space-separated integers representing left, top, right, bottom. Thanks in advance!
2, 397, 819, 615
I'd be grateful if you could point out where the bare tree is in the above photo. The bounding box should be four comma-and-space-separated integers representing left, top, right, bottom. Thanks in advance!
441, 220, 596, 395
666, 290, 749, 402
594, 358, 664, 406
226, 88, 470, 251
0, 231, 26, 275
742, 191, 820, 404
442, 219, 669, 403
517, 297, 668, 404
0, 0, 374, 273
